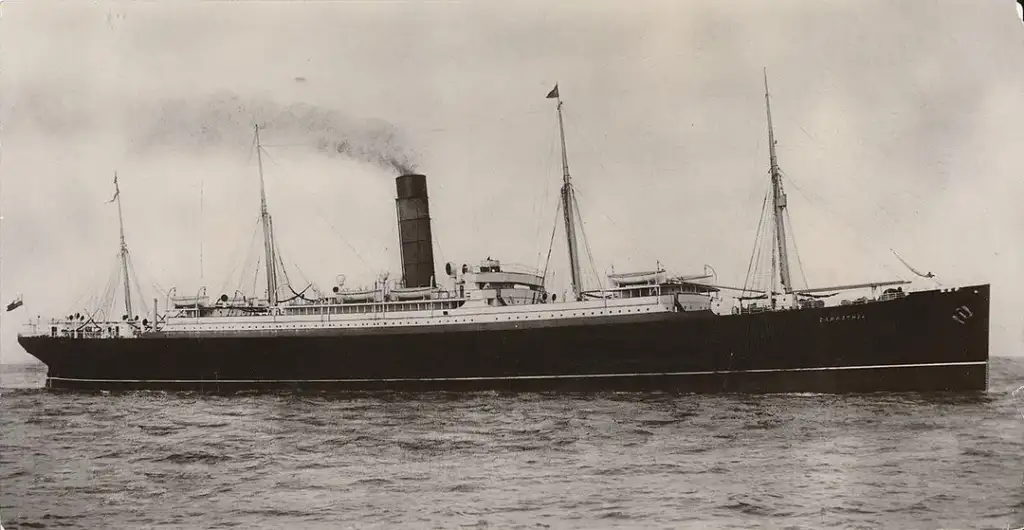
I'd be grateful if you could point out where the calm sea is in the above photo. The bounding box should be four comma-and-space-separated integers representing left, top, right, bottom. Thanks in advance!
1, 358, 1022, 530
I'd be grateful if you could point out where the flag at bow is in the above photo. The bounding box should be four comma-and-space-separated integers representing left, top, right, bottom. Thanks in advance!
106, 173, 119, 204
6, 295, 23, 312
546, 84, 559, 99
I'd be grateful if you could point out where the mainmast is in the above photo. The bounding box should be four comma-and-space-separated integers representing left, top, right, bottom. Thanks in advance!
764, 70, 793, 295
254, 125, 279, 306
548, 84, 583, 301
113, 172, 133, 319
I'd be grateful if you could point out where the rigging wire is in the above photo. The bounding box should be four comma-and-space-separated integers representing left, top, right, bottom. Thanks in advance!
224, 217, 263, 298
533, 109, 559, 270
66, 255, 115, 318
150, 282, 171, 299
757, 192, 776, 294
259, 138, 388, 292
770, 217, 778, 296
67, 250, 112, 316
272, 226, 294, 294
784, 115, 921, 234
250, 255, 262, 300
126, 252, 149, 317
312, 210, 374, 276
891, 249, 941, 288
784, 207, 811, 290
534, 194, 558, 274
742, 177, 773, 295
572, 185, 662, 268
572, 191, 602, 292
779, 168, 905, 281
288, 260, 314, 292
211, 130, 265, 299
199, 178, 204, 283
93, 253, 122, 320
257, 143, 289, 298
541, 198, 563, 283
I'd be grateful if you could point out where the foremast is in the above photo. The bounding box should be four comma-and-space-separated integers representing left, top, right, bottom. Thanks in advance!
254, 125, 280, 307
763, 70, 793, 296
548, 84, 584, 301
112, 172, 133, 319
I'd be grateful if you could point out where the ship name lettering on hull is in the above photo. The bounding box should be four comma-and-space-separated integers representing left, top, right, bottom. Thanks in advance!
819, 314, 865, 323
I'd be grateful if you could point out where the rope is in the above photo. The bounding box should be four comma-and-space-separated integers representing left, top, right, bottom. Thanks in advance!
541, 198, 563, 283
780, 169, 905, 281
150, 282, 171, 299
532, 111, 559, 265
250, 255, 261, 299
784, 208, 811, 290
288, 261, 314, 291
572, 191, 601, 292
95, 254, 122, 319
126, 252, 149, 316
743, 178, 773, 295
272, 220, 292, 291
103, 254, 124, 319
67, 253, 116, 317
534, 197, 555, 274
572, 185, 662, 268
199, 178, 204, 283
311, 208, 373, 275
224, 217, 262, 297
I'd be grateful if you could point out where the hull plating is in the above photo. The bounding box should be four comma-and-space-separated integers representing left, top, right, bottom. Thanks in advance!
18, 285, 990, 393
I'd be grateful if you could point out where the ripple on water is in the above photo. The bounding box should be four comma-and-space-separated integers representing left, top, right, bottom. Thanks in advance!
0, 358, 1022, 529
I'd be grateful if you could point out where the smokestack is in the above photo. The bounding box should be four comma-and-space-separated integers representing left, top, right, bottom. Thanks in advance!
395, 174, 436, 288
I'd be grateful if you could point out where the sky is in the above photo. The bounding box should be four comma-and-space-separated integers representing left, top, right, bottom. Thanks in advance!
1, 0, 1022, 363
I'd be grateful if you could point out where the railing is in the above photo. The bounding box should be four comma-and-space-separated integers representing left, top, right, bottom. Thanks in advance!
19, 317, 146, 339
163, 295, 473, 322
581, 283, 664, 299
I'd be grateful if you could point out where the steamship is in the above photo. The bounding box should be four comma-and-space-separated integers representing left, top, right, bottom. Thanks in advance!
16, 80, 990, 392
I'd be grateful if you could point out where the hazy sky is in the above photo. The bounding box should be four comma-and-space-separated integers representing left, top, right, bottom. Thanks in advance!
2, 0, 1023, 363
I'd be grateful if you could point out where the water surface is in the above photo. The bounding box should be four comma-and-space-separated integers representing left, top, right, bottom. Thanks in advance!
2, 358, 1022, 529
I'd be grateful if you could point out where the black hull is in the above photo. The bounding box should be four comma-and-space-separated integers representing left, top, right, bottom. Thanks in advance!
18, 284, 991, 394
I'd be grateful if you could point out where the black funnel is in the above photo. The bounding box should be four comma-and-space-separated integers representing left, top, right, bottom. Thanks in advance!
395, 174, 436, 288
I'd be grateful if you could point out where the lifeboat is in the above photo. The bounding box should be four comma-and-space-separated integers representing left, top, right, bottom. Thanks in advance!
168, 287, 211, 308
170, 295, 210, 308
607, 270, 666, 286
389, 286, 433, 301
335, 289, 380, 303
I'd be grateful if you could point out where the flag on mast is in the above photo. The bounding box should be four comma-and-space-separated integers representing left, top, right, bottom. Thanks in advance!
546, 84, 559, 99
106, 173, 119, 204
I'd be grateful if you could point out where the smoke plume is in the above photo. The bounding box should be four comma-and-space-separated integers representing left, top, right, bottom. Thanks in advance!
133, 92, 419, 174
7, 88, 419, 175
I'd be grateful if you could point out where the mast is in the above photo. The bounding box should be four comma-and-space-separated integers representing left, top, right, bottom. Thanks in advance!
255, 125, 279, 306
764, 69, 793, 294
549, 84, 583, 301
199, 178, 204, 283
113, 172, 133, 319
